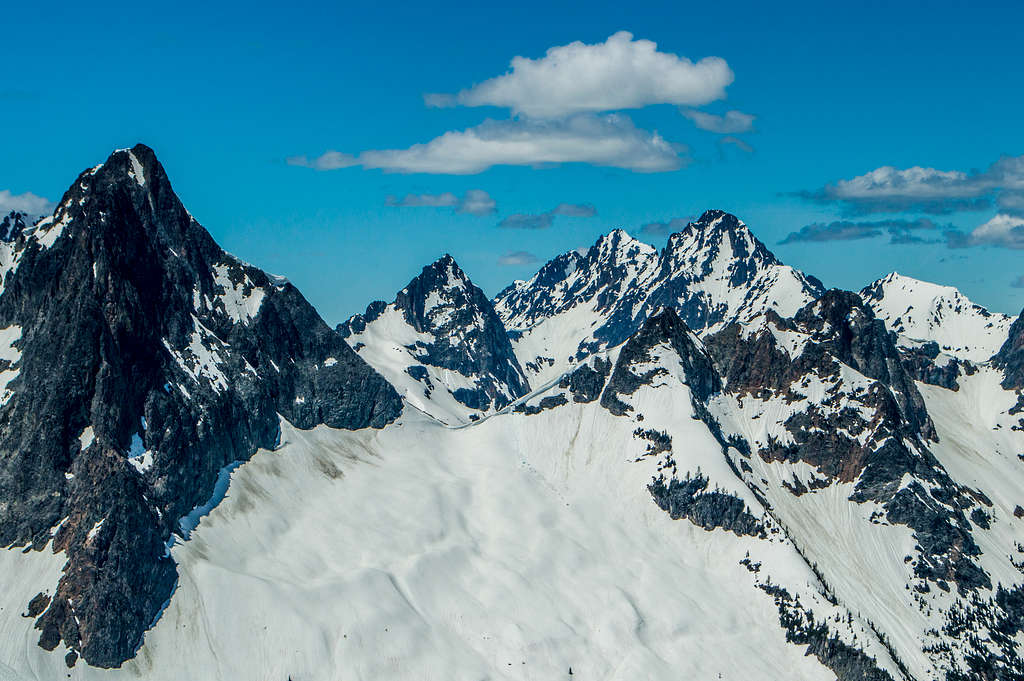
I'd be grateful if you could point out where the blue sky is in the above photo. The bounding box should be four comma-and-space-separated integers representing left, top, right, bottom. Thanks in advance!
2, 0, 1022, 323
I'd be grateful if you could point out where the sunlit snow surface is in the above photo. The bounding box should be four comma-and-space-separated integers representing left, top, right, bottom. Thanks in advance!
0, 367, 885, 681
863, 272, 1016, 361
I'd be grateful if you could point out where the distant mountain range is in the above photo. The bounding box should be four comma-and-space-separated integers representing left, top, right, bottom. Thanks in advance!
0, 146, 1022, 681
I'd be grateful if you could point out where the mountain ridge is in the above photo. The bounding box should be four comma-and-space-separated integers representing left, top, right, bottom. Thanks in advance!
1, 145, 1023, 680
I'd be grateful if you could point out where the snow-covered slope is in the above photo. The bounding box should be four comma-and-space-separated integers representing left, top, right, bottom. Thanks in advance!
4, 146, 1024, 681
0, 310, 903, 681
495, 210, 823, 385
340, 255, 529, 425
861, 272, 1015, 362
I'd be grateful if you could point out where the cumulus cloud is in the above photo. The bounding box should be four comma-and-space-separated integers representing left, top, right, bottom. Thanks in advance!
498, 250, 540, 266
292, 114, 684, 175
640, 217, 692, 236
946, 214, 1024, 250
498, 202, 598, 229
779, 218, 945, 245
385, 189, 496, 215
796, 153, 1024, 215
428, 31, 732, 119
0, 190, 54, 217
682, 109, 755, 134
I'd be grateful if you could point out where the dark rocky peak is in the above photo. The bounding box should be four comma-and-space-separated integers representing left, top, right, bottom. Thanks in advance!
0, 144, 400, 667
601, 308, 721, 415
792, 289, 934, 439
0, 210, 29, 241
394, 253, 477, 333
994, 309, 1024, 390
341, 253, 530, 414
495, 229, 657, 322
661, 209, 784, 281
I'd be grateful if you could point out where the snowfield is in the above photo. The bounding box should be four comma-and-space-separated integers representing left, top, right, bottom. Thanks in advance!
1, 373, 874, 681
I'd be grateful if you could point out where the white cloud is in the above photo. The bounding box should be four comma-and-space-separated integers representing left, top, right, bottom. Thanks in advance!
831, 166, 984, 201
459, 189, 498, 215
386, 189, 496, 215
800, 154, 1024, 214
431, 31, 732, 118
963, 214, 1024, 249
0, 190, 54, 217
682, 109, 755, 133
295, 114, 684, 175
498, 251, 540, 266
286, 151, 357, 170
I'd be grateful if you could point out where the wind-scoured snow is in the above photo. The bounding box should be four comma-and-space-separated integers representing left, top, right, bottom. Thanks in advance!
862, 272, 1015, 362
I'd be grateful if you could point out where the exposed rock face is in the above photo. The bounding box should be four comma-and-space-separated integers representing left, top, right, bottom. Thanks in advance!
705, 293, 990, 593
896, 341, 965, 391
0, 210, 29, 241
649, 471, 765, 537
994, 309, 1024, 391
340, 255, 529, 422
0, 145, 400, 667
494, 210, 824, 385
599, 308, 720, 416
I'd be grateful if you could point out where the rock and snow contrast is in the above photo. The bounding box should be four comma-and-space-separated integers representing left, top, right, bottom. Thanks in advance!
339, 255, 529, 425
494, 210, 824, 385
1, 146, 1023, 681
861, 272, 1015, 362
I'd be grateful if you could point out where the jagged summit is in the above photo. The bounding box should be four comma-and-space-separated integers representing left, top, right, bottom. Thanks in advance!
341, 252, 529, 424
0, 144, 400, 667
663, 209, 784, 272
494, 209, 823, 385
860, 271, 1015, 362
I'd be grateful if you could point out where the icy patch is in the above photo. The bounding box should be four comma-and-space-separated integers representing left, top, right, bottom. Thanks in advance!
78, 426, 95, 451
0, 325, 22, 404
86, 519, 105, 543
212, 264, 265, 324
128, 151, 146, 187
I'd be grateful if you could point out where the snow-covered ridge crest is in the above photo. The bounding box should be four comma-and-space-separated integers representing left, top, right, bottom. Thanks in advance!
494, 209, 824, 385
861, 271, 1016, 362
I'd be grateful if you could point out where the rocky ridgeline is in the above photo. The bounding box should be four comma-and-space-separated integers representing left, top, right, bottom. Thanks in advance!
0, 145, 400, 667
340, 254, 529, 418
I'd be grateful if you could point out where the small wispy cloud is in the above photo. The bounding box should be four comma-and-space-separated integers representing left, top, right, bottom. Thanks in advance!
498, 250, 540, 266
0, 189, 54, 217
498, 202, 597, 229
1010, 274, 1024, 289
286, 151, 357, 170
779, 218, 945, 245
385, 189, 496, 215
682, 109, 755, 134
719, 136, 754, 154
640, 217, 692, 236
